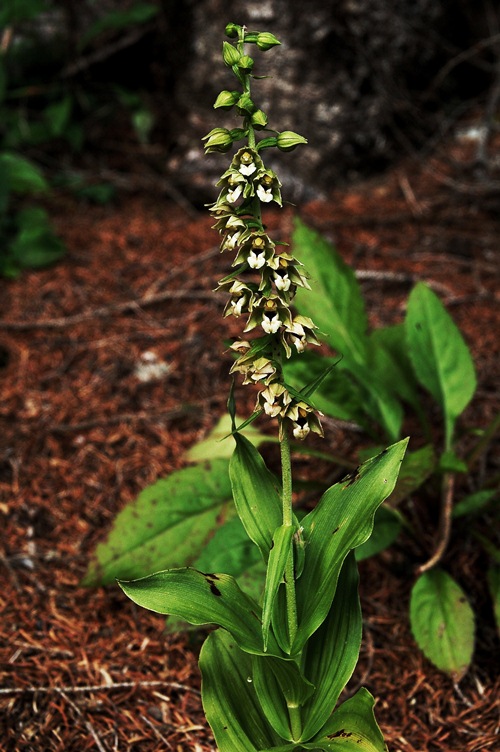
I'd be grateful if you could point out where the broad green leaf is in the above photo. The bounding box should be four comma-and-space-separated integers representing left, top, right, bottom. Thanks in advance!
438, 450, 468, 473
292, 219, 368, 367
410, 568, 475, 679
200, 630, 282, 751
405, 283, 476, 448
349, 367, 403, 441
43, 96, 72, 137
262, 525, 294, 650
230, 434, 282, 561
311, 687, 388, 751
119, 567, 281, 657
487, 564, 500, 636
452, 489, 498, 519
82, 459, 231, 586
11, 207, 65, 268
355, 505, 402, 561
388, 444, 435, 506
294, 439, 408, 651
252, 655, 315, 740
0, 0, 46, 24
369, 324, 423, 412
300, 553, 362, 740
185, 413, 271, 462
0, 152, 48, 194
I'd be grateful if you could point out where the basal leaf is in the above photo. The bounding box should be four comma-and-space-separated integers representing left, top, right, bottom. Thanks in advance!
300, 553, 362, 740
410, 568, 475, 679
119, 567, 281, 657
405, 283, 476, 448
311, 687, 388, 751
200, 630, 283, 751
82, 459, 231, 586
230, 434, 282, 561
292, 219, 368, 367
294, 439, 408, 652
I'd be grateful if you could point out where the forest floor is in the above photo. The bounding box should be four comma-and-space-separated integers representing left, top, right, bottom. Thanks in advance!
1, 133, 499, 751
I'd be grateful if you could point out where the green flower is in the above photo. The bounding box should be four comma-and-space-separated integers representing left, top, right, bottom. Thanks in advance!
284, 401, 324, 440
231, 147, 263, 177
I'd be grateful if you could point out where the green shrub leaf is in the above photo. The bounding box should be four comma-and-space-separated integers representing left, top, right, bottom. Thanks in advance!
11, 207, 65, 268
410, 568, 475, 679
292, 218, 368, 367
405, 283, 476, 448
82, 459, 232, 586
0, 152, 48, 194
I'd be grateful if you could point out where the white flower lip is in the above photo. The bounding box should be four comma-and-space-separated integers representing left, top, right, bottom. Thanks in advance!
256, 185, 273, 202
248, 251, 266, 269
239, 162, 257, 176
261, 313, 282, 334
227, 185, 243, 203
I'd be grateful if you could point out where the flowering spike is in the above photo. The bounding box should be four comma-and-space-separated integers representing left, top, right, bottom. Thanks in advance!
205, 26, 321, 440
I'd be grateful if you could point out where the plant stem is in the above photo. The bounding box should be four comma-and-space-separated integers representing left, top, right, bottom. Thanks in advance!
280, 425, 298, 650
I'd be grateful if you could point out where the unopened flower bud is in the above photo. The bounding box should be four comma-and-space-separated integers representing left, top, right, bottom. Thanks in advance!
222, 41, 241, 67
214, 90, 240, 110
276, 131, 308, 152
225, 23, 240, 39
256, 32, 281, 51
202, 127, 233, 153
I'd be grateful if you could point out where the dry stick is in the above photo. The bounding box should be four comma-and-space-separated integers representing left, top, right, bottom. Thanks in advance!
417, 472, 455, 574
61, 25, 155, 78
140, 714, 174, 750
57, 689, 107, 752
0, 289, 218, 331
0, 680, 200, 697
0, 245, 223, 331
48, 405, 198, 434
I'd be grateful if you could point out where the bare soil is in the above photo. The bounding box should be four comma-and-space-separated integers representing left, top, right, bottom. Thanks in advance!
1, 137, 499, 751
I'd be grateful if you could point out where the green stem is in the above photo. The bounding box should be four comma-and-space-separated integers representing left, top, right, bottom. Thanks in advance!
280, 424, 298, 650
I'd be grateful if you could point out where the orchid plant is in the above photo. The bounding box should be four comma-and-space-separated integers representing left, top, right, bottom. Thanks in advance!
119, 25, 407, 751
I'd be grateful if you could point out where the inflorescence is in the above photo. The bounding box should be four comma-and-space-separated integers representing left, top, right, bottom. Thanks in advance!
204, 24, 323, 441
